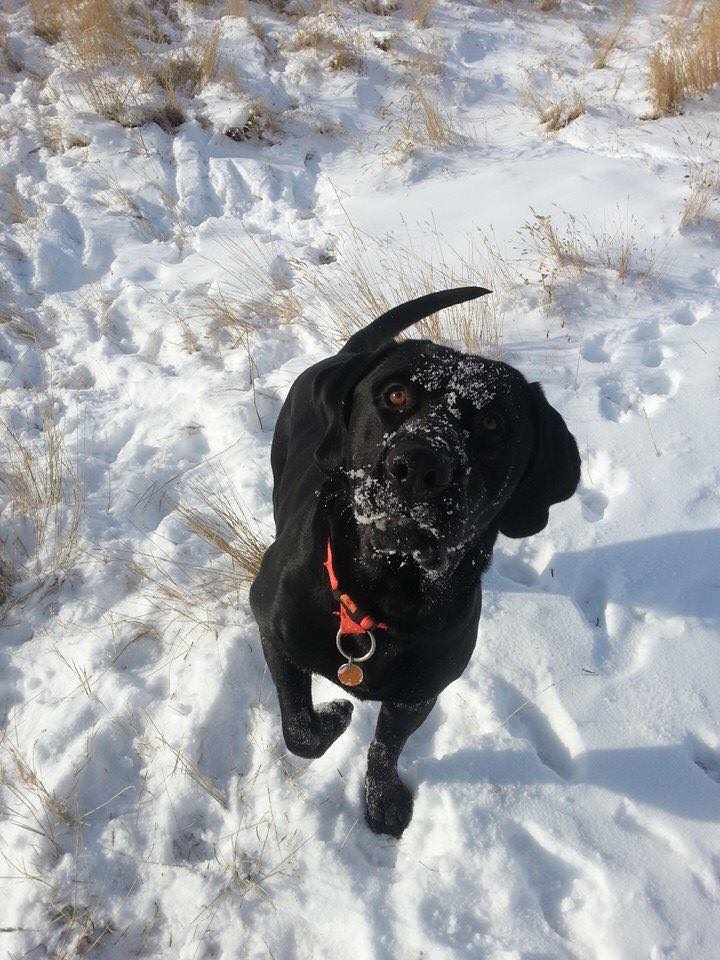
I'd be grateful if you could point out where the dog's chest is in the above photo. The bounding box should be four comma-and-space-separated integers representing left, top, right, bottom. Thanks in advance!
296, 611, 480, 703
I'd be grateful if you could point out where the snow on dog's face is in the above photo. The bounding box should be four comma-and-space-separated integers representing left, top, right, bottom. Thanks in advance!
338, 341, 536, 573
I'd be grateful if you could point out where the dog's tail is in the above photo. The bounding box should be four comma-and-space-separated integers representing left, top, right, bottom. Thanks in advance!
340, 286, 492, 355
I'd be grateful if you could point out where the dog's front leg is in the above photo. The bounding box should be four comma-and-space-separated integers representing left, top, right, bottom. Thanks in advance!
261, 637, 353, 759
365, 698, 436, 838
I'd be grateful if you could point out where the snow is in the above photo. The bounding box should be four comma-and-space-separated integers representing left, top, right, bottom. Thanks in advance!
1, 0, 719, 957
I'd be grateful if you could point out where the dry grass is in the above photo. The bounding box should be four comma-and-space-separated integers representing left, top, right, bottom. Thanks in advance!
649, 3, 720, 115
151, 727, 229, 808
183, 802, 311, 940
177, 469, 269, 587
202, 288, 256, 351
27, 0, 68, 44
59, 0, 141, 68
225, 98, 282, 143
0, 19, 21, 73
678, 136, 720, 228
0, 745, 79, 869
128, 463, 268, 622
288, 20, 365, 72
200, 231, 303, 328
407, 0, 436, 27
28, 1, 220, 129
592, 1, 635, 69
56, 0, 159, 126
0, 741, 119, 957
155, 27, 221, 100
205, 205, 511, 353
49, 903, 116, 959
295, 220, 510, 353
6, 748, 80, 829
521, 82, 586, 132
522, 208, 656, 287
95, 169, 196, 246
360, 0, 400, 14
669, 0, 699, 12
395, 37, 445, 77
0, 306, 45, 344
388, 76, 466, 156
0, 414, 84, 607
96, 171, 158, 238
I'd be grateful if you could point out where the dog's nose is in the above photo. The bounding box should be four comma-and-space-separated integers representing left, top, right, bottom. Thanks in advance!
386, 443, 452, 499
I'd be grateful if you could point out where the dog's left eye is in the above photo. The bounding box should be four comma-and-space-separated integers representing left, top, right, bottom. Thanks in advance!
385, 386, 410, 410
478, 411, 504, 435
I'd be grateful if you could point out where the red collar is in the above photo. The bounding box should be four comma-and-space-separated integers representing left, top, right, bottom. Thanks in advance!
324, 541, 387, 636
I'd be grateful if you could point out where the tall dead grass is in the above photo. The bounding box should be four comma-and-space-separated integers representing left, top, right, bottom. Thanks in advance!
522, 208, 656, 287
678, 135, 720, 227
521, 82, 586, 132
287, 18, 365, 72
155, 27, 221, 100
200, 231, 303, 329
0, 299, 54, 345
387, 77, 467, 157
649, 3, 720, 115
407, 0, 436, 27
296, 222, 510, 354
0, 414, 84, 607
592, 1, 635, 69
29, 0, 221, 128
203, 213, 510, 354
27, 0, 70, 45
177, 469, 269, 588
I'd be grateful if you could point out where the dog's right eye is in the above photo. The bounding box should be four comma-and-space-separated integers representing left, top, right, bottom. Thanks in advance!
385, 386, 411, 410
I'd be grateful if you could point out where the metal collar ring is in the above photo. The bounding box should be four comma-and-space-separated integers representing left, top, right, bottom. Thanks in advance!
336, 628, 376, 663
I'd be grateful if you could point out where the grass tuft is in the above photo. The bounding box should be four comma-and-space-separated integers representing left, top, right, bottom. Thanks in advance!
178, 467, 270, 586
592, 1, 635, 70
0, 413, 84, 610
296, 220, 508, 353
407, 0, 436, 27
521, 82, 586, 132
387, 76, 466, 157
522, 207, 656, 288
288, 20, 365, 72
678, 135, 720, 228
649, 3, 720, 115
155, 27, 221, 99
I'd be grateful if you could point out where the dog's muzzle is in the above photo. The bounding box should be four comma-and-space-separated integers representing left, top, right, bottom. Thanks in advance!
384, 441, 453, 502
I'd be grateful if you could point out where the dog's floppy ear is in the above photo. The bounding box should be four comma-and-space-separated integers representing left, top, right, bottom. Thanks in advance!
312, 350, 386, 474
496, 383, 580, 538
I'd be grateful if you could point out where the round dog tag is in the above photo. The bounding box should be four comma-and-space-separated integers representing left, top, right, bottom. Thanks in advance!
338, 662, 364, 687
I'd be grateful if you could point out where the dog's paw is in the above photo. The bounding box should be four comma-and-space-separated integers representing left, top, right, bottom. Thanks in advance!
364, 773, 414, 838
282, 700, 353, 759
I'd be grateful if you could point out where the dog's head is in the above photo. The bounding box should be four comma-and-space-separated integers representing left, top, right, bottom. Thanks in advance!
313, 340, 580, 574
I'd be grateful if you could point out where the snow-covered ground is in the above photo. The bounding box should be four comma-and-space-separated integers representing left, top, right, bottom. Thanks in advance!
1, 0, 719, 957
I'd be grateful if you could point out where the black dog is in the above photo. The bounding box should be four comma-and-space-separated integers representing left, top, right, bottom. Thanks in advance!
250, 288, 580, 837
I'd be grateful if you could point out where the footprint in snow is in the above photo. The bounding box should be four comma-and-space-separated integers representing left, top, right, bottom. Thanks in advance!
641, 342, 665, 368
670, 305, 697, 326
631, 318, 661, 342
172, 811, 214, 864
579, 448, 628, 521
492, 676, 580, 782
597, 366, 678, 421
495, 555, 539, 586
580, 332, 611, 363
688, 734, 720, 786
506, 823, 614, 954
578, 484, 608, 521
